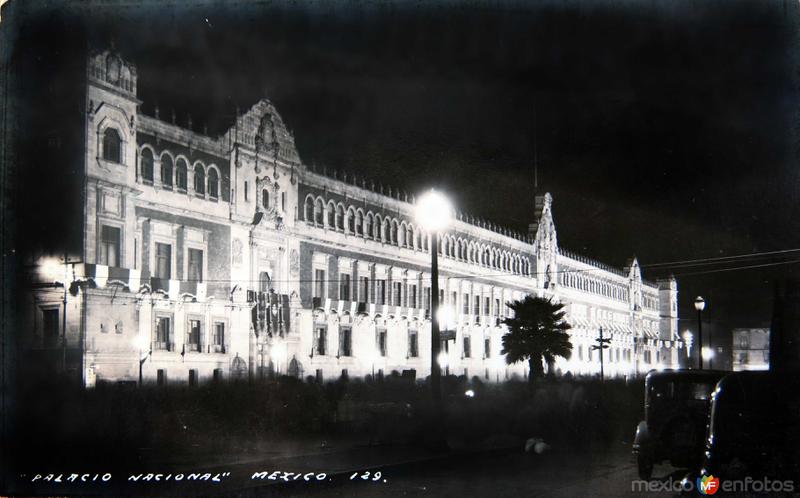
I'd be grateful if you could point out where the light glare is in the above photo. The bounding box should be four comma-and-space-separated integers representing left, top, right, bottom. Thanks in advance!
416, 190, 453, 232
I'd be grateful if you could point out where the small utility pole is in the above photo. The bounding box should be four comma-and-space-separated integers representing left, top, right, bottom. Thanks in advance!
591, 327, 611, 382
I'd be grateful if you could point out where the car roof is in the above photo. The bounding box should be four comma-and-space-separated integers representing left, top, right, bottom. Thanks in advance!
645, 369, 728, 383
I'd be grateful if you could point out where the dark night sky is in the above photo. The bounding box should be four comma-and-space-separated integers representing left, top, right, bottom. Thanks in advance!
14, 0, 800, 330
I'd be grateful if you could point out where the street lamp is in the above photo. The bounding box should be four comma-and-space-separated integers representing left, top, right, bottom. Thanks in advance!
694, 296, 706, 369
416, 189, 454, 411
134, 335, 152, 386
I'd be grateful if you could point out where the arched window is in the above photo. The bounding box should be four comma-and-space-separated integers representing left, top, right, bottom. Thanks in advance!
304, 196, 314, 222
314, 199, 324, 225
392, 220, 400, 245
374, 216, 382, 240
160, 154, 173, 188
259, 271, 271, 293
406, 226, 413, 248
327, 203, 335, 228
364, 214, 373, 238
347, 209, 355, 233
103, 128, 122, 163
194, 165, 205, 196
354, 211, 362, 235
175, 158, 188, 191
336, 205, 344, 231
140, 148, 154, 183
261, 188, 269, 209
208, 168, 219, 199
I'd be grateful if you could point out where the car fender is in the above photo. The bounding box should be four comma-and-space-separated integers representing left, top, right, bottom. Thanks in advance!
633, 421, 650, 452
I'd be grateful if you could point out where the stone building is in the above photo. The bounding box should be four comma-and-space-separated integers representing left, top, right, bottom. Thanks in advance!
23, 49, 682, 386
732, 328, 770, 371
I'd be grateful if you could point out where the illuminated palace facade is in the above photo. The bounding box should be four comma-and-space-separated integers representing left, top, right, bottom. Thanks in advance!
25, 50, 682, 386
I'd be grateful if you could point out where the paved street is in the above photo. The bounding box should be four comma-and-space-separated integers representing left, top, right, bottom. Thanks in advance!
260, 442, 683, 498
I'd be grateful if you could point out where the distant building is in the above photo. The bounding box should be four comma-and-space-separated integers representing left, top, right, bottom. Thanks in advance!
21, 48, 682, 386
732, 328, 770, 371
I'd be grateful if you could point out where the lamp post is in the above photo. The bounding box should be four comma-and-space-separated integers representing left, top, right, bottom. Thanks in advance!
416, 189, 454, 412
134, 335, 152, 387
694, 296, 706, 369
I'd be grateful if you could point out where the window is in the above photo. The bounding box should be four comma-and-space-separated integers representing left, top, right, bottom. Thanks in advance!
378, 329, 387, 356
262, 188, 269, 209
103, 128, 122, 163
155, 316, 171, 350
484, 297, 490, 316
360, 277, 369, 304
484, 338, 491, 358
424, 287, 431, 312
408, 329, 419, 358
393, 282, 402, 306
340, 274, 351, 301
314, 269, 326, 299
187, 319, 201, 352
364, 215, 372, 238
340, 327, 352, 357
354, 212, 362, 235
161, 154, 173, 188
208, 169, 219, 199
42, 308, 59, 348
155, 243, 172, 279
213, 322, 225, 353
176, 159, 188, 191
463, 294, 470, 315
409, 285, 418, 308
140, 148, 154, 182
99, 225, 120, 267
473, 295, 480, 316
244, 181, 249, 202
495, 299, 500, 317
194, 165, 205, 196
187, 248, 203, 282
327, 204, 335, 228
463, 336, 471, 358
259, 271, 271, 293
376, 280, 386, 305
189, 369, 198, 386
739, 334, 750, 349
336, 206, 345, 231
314, 200, 324, 225
314, 326, 327, 355
213, 368, 223, 382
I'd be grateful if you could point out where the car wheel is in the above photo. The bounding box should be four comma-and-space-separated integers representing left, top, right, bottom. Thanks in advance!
638, 452, 654, 480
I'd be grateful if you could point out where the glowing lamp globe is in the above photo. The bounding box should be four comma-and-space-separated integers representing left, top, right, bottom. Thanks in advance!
416, 190, 453, 232
694, 296, 706, 312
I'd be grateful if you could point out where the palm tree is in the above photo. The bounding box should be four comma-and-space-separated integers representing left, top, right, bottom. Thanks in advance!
501, 295, 573, 384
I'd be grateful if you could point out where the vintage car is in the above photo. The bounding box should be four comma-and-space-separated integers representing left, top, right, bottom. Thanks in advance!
699, 370, 800, 482
633, 369, 727, 479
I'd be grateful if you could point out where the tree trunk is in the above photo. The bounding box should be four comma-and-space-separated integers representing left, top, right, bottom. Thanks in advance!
528, 355, 544, 385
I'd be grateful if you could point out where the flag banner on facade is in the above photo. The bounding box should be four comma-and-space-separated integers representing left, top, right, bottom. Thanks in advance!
350, 301, 357, 316
94, 264, 108, 288
251, 304, 258, 336
337, 299, 345, 316
270, 292, 280, 335
168, 279, 180, 300
324, 298, 331, 311
282, 294, 290, 334
369, 303, 376, 316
